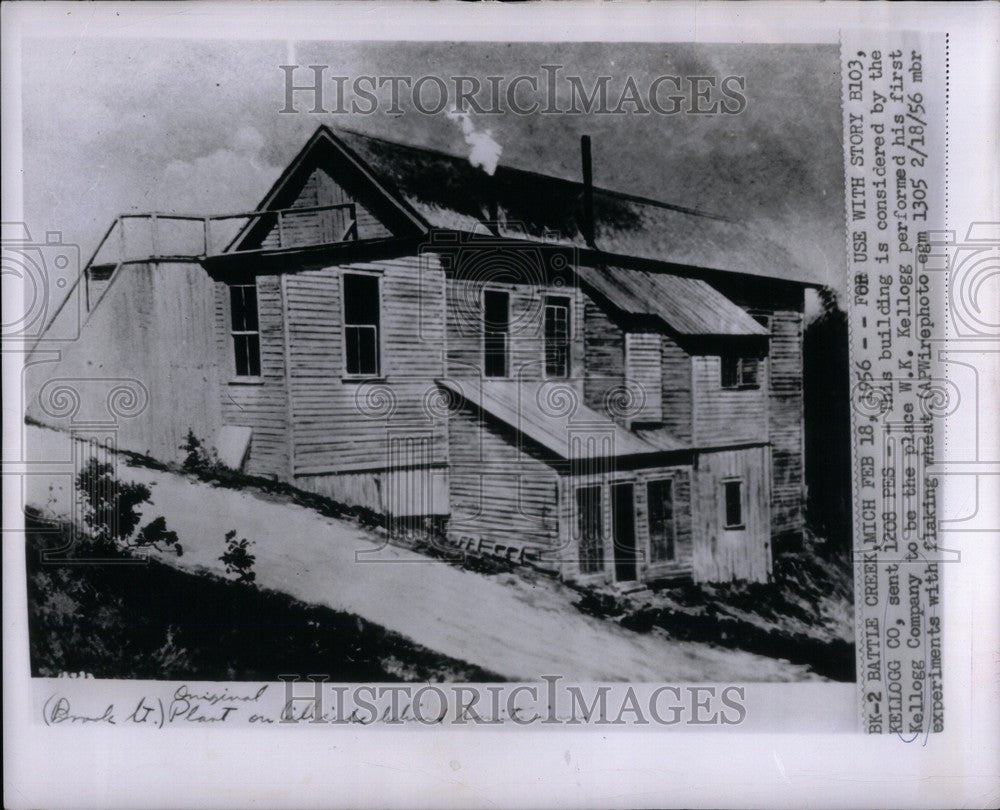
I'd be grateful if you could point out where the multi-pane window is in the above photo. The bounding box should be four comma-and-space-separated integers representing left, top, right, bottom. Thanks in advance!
723, 479, 744, 529
647, 479, 676, 562
721, 355, 759, 389
229, 283, 261, 378
544, 297, 570, 378
483, 289, 509, 378
343, 273, 380, 377
576, 485, 604, 574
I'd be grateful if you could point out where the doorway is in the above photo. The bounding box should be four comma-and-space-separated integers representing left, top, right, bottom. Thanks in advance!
611, 482, 637, 582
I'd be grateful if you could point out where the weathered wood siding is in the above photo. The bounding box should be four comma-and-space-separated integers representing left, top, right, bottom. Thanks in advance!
691, 354, 768, 446
583, 296, 694, 437
296, 465, 449, 515
582, 297, 624, 418
258, 165, 392, 248
708, 280, 806, 542
446, 399, 561, 549
26, 261, 223, 462
692, 446, 772, 583
624, 332, 662, 424
765, 308, 805, 541
558, 464, 694, 583
444, 271, 585, 384
283, 255, 448, 479
660, 333, 694, 443
214, 274, 291, 478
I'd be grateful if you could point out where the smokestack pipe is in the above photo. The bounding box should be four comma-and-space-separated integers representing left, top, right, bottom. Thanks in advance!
580, 135, 595, 248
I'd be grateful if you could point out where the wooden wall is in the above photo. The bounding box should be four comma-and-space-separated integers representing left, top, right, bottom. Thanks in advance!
214, 274, 291, 478
282, 254, 449, 477
26, 261, 223, 462
765, 308, 806, 542
558, 463, 694, 583
660, 333, 694, 443
624, 332, 663, 424
709, 280, 807, 543
258, 165, 392, 249
296, 465, 449, 516
692, 446, 772, 583
691, 354, 769, 446
446, 399, 561, 549
445, 270, 585, 383
582, 298, 624, 417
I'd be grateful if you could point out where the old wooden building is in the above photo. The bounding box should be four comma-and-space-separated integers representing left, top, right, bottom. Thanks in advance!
28, 125, 817, 585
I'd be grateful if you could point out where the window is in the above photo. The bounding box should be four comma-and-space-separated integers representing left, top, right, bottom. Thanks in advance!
721, 355, 759, 389
483, 289, 509, 378
576, 485, 604, 574
723, 479, 744, 529
647, 479, 676, 562
229, 283, 261, 378
343, 273, 380, 377
544, 297, 570, 378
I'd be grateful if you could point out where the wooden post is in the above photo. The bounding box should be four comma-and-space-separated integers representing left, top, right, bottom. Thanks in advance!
150, 213, 158, 258
203, 217, 212, 257
118, 216, 126, 263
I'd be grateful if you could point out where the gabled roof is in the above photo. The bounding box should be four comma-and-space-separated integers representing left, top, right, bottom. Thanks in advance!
576, 264, 768, 336
237, 125, 815, 284
332, 127, 815, 284
437, 378, 686, 461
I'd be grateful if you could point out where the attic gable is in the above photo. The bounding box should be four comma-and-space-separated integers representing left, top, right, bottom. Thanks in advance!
230, 127, 428, 253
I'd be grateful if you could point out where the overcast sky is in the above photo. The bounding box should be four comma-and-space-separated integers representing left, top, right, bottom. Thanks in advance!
21, 39, 845, 289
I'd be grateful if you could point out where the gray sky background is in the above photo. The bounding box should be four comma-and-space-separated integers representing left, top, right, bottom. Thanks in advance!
21, 39, 845, 289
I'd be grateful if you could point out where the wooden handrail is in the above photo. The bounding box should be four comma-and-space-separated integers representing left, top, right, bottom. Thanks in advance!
84, 202, 360, 267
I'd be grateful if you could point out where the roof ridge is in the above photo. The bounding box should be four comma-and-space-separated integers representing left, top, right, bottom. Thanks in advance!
331, 125, 732, 223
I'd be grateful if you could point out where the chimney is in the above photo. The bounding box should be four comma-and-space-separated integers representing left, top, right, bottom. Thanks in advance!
580, 135, 596, 248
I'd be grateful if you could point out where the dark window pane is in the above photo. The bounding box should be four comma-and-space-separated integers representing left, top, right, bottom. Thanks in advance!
233, 334, 249, 377
483, 290, 509, 378
345, 325, 378, 376
342, 274, 380, 375
721, 355, 759, 389
721, 355, 739, 388
544, 299, 570, 377
724, 480, 743, 528
230, 283, 261, 377
647, 479, 675, 562
246, 332, 261, 376
576, 485, 604, 574
344, 274, 380, 327
483, 289, 509, 329
230, 284, 258, 332
232, 334, 261, 377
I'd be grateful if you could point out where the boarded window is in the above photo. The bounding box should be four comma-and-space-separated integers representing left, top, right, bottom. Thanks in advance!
647, 479, 675, 562
723, 479, 744, 529
483, 289, 509, 378
576, 485, 604, 574
721, 356, 759, 389
343, 273, 380, 376
544, 297, 570, 378
229, 283, 261, 378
